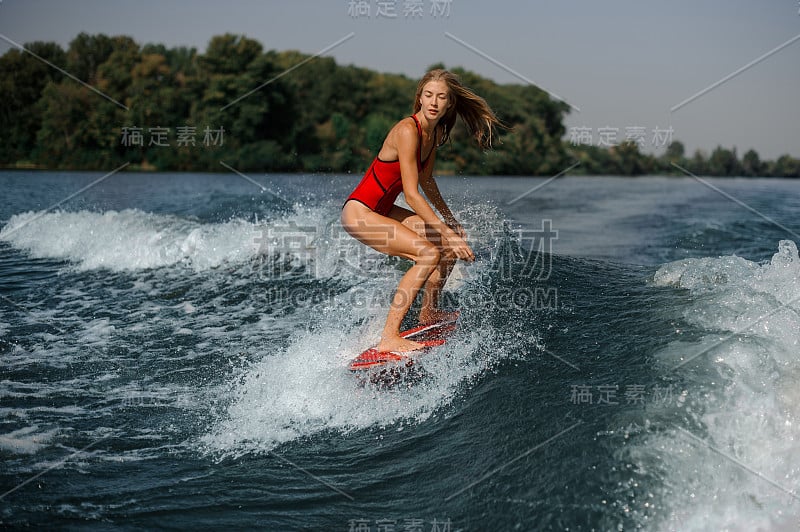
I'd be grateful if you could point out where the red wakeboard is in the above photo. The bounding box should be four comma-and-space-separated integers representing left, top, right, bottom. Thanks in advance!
348, 313, 458, 372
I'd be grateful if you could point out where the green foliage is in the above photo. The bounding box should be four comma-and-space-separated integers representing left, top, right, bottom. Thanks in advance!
569, 140, 799, 178
769, 155, 800, 177
665, 141, 685, 162
66, 33, 116, 83
741, 149, 762, 177
0, 41, 65, 164
0, 32, 796, 177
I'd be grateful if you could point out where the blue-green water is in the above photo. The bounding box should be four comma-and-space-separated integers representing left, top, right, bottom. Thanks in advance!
1, 172, 799, 530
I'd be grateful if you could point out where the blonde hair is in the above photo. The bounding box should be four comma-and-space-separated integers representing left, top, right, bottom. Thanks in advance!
413, 69, 502, 149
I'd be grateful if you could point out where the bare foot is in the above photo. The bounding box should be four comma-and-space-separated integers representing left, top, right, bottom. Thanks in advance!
376, 335, 426, 354
418, 309, 460, 326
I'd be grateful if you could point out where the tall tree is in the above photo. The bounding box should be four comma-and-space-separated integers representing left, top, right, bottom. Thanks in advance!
66, 33, 116, 84
708, 146, 742, 176
741, 149, 762, 177
0, 41, 65, 164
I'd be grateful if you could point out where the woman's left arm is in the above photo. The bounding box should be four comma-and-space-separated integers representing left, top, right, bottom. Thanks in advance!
419, 151, 465, 236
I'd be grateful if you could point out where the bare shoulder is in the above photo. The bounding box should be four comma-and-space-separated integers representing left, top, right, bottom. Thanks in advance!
380, 118, 419, 159
387, 117, 418, 144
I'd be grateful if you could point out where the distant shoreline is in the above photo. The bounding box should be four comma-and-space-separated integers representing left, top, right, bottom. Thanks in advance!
3, 33, 798, 179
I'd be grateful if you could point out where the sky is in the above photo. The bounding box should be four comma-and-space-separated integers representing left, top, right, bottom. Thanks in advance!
1, 0, 798, 160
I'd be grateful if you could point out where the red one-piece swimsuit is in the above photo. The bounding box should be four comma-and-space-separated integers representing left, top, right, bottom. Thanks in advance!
344, 115, 434, 216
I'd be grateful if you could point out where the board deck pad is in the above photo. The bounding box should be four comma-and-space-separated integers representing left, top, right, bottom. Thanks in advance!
348, 313, 458, 373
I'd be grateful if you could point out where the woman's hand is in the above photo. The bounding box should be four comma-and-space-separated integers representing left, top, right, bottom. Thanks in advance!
444, 229, 475, 262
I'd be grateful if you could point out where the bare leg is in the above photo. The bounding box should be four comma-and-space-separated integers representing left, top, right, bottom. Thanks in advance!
342, 201, 441, 352
380, 250, 440, 349
417, 251, 457, 324
387, 206, 457, 325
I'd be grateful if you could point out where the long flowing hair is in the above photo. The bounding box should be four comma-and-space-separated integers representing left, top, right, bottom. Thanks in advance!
413, 69, 502, 149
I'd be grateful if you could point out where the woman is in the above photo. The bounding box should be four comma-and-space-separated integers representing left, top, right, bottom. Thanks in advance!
341, 69, 501, 353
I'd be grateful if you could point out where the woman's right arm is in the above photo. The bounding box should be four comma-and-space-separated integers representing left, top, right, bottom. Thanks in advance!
395, 123, 474, 261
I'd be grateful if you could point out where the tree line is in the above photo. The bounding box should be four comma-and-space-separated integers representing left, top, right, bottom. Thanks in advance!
1, 32, 798, 177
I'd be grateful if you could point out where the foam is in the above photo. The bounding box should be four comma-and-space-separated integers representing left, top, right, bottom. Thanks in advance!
201, 204, 514, 458
0, 200, 504, 280
202, 206, 512, 456
0, 209, 262, 272
0, 426, 59, 454
201, 286, 504, 458
646, 240, 800, 530
0, 206, 344, 275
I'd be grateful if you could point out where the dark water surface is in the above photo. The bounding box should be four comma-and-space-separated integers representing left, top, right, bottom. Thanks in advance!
1, 172, 799, 530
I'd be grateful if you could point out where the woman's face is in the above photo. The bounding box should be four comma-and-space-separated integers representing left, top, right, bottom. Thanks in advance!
419, 80, 450, 122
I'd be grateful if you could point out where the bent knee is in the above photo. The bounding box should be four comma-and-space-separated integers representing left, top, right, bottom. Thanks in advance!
415, 244, 441, 266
